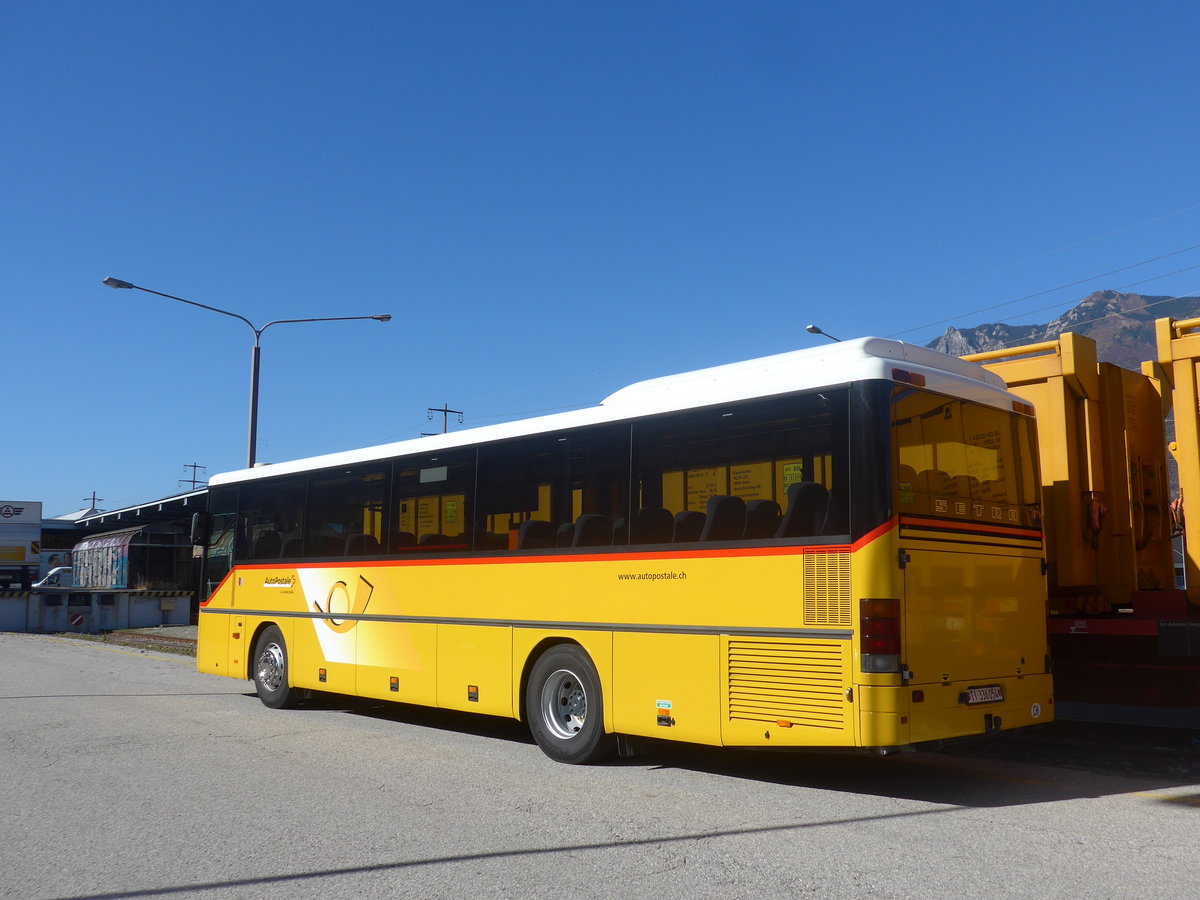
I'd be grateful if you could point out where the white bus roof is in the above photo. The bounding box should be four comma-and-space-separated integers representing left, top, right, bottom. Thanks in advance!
209, 337, 1018, 487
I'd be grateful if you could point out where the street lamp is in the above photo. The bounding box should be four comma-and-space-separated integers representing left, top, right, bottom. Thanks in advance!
102, 277, 391, 468
805, 324, 842, 343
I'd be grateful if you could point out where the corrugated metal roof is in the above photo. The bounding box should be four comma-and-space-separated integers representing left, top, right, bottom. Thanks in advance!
73, 526, 143, 552
76, 489, 207, 528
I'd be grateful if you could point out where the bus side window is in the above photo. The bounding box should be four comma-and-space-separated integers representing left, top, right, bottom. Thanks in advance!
304, 464, 388, 559
477, 425, 630, 553
392, 450, 475, 552
568, 425, 631, 548
477, 434, 562, 551
239, 476, 305, 561
633, 389, 849, 543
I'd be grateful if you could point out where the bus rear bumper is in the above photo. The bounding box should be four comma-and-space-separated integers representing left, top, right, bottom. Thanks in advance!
858, 673, 1054, 747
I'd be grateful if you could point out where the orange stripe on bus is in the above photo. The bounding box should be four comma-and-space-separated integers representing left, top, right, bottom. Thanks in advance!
230, 542, 856, 571
211, 523, 902, 583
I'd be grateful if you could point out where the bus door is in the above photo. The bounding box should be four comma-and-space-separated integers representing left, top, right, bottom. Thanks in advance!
196, 499, 237, 678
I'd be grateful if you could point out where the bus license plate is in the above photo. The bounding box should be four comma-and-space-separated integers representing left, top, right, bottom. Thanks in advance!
965, 685, 1004, 705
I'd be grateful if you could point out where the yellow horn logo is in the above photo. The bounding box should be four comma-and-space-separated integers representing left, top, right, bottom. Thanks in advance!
313, 575, 374, 633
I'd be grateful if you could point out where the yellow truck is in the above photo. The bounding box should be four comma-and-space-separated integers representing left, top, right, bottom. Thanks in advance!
964, 317, 1200, 708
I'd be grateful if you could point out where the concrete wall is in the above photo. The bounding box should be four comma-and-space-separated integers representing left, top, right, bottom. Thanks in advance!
0, 590, 192, 633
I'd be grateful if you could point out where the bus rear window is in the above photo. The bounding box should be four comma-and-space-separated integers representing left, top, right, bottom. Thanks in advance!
892, 388, 1039, 528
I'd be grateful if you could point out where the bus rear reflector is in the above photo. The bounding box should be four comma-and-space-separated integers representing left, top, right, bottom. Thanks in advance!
861, 597, 901, 673
892, 368, 926, 387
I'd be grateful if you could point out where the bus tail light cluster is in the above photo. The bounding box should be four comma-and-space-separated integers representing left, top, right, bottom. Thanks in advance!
860, 598, 901, 673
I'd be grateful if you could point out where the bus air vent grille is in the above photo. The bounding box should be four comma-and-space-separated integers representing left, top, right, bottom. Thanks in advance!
727, 639, 845, 729
802, 552, 851, 626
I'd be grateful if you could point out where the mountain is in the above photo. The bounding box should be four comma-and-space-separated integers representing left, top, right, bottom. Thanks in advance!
925, 291, 1200, 369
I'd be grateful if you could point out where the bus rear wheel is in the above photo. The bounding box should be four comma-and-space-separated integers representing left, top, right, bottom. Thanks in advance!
526, 645, 615, 764
252, 625, 299, 709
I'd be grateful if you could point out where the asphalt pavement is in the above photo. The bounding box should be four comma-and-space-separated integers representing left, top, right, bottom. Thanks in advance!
4, 630, 1199, 900
40, 624, 1200, 778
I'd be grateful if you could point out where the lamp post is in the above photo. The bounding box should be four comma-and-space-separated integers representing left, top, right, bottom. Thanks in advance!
102, 277, 391, 468
805, 324, 843, 343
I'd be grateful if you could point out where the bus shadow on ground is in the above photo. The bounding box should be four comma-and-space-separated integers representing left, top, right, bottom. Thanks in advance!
282, 692, 1200, 807
287, 690, 539, 747
627, 722, 1200, 807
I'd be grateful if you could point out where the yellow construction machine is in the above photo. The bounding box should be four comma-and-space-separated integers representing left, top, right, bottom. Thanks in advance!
963, 317, 1200, 708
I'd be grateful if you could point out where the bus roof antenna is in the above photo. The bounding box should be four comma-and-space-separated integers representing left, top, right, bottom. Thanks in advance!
806, 324, 842, 343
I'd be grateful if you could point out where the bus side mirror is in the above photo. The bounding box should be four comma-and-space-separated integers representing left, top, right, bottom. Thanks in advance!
190, 511, 211, 547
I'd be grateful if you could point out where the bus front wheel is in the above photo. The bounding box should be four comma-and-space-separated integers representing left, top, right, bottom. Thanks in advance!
526, 645, 615, 764
252, 625, 299, 709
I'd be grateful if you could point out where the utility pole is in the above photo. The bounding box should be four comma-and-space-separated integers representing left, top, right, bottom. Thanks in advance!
426, 402, 464, 434
180, 463, 208, 490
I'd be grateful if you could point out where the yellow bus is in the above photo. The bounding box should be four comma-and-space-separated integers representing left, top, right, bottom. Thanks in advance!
196, 338, 1052, 763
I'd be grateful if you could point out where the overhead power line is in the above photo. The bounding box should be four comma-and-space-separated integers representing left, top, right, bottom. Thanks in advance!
888, 200, 1200, 305
989, 262, 1200, 334
887, 240, 1200, 340
951, 263, 1200, 346
995, 287, 1200, 350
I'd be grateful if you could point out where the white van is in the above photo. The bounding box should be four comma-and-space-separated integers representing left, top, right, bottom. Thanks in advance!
33, 566, 73, 588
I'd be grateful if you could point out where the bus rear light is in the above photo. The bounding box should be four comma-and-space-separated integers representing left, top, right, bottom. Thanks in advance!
860, 598, 901, 673
862, 634, 898, 654
861, 598, 899, 617
892, 368, 927, 387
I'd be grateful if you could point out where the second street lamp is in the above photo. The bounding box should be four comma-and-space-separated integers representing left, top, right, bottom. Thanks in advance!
102, 277, 391, 468
805, 324, 843, 343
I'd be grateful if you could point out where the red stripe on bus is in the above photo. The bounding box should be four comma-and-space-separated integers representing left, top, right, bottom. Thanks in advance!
209, 523, 904, 585
229, 542, 857, 571
851, 519, 896, 550
199, 568, 236, 606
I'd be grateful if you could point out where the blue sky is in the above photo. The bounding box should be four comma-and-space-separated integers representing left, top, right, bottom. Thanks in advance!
4, 1, 1200, 517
